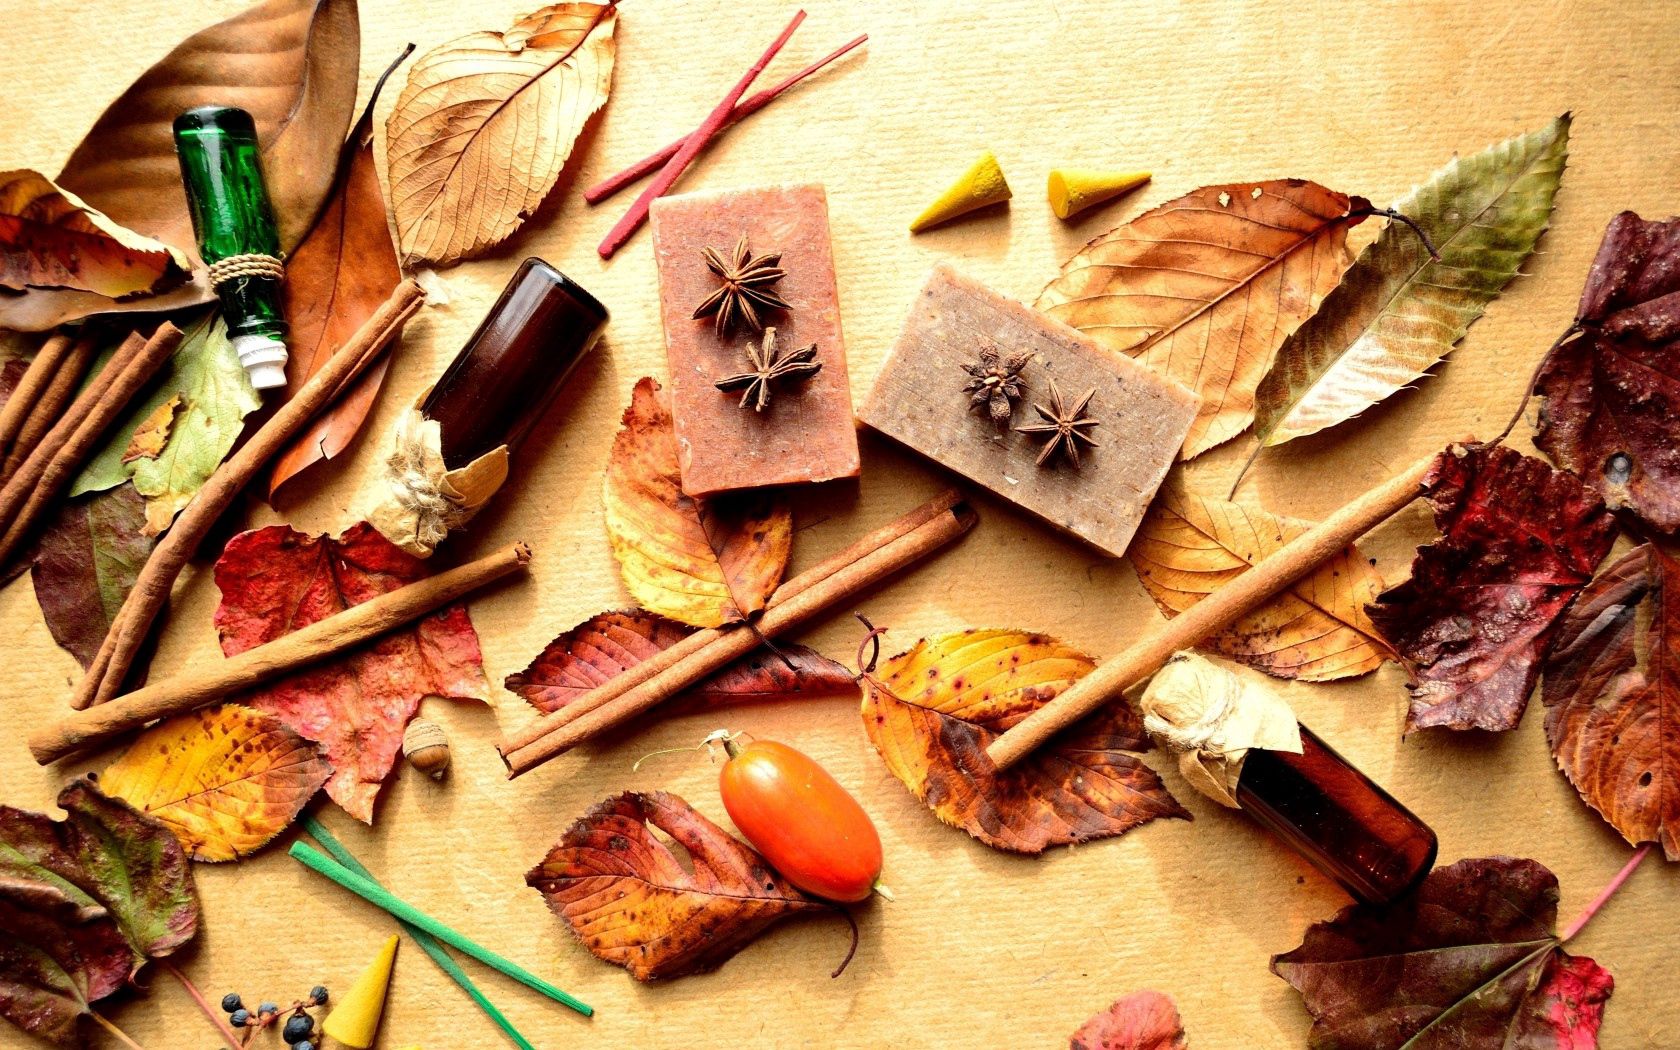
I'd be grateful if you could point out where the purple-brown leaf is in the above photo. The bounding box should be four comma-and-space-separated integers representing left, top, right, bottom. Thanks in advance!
30, 486, 156, 669
505, 608, 856, 715
1368, 444, 1616, 732
1272, 856, 1612, 1049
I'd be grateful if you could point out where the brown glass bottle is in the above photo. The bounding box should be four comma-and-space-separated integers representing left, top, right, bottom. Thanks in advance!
421, 257, 609, 469
1235, 724, 1437, 906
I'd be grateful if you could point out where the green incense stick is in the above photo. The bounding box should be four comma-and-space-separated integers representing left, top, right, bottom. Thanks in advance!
289, 841, 592, 1018
301, 819, 538, 1050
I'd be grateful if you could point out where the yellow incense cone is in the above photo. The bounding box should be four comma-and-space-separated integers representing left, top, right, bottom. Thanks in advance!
1048, 169, 1152, 219
322, 934, 399, 1049
909, 151, 1012, 232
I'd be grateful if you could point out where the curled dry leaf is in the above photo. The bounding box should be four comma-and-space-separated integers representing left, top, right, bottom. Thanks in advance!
1253, 115, 1570, 449
31, 485, 156, 670
0, 0, 360, 331
0, 779, 199, 1047
1129, 478, 1388, 681
604, 378, 792, 628
1543, 545, 1680, 860
860, 629, 1187, 854
1037, 180, 1367, 458
1070, 990, 1189, 1050
526, 790, 824, 981
214, 522, 489, 823
269, 48, 409, 500
505, 608, 856, 714
121, 394, 181, 463
0, 169, 189, 297
1368, 444, 1615, 733
385, 2, 618, 267
1536, 211, 1680, 533
1272, 856, 1613, 1049
100, 705, 332, 862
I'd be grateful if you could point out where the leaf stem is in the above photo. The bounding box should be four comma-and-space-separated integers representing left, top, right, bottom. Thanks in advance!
1560, 844, 1650, 943
161, 959, 246, 1049
829, 905, 859, 978
90, 1009, 147, 1050
1482, 323, 1584, 450
1348, 206, 1441, 259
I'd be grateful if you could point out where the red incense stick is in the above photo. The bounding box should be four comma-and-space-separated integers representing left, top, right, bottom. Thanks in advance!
597, 9, 807, 259
584, 32, 867, 205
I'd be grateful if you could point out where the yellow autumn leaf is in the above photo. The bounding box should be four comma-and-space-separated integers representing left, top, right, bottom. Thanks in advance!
603, 378, 791, 629
121, 393, 182, 463
384, 2, 618, 267
100, 704, 331, 862
1127, 478, 1390, 681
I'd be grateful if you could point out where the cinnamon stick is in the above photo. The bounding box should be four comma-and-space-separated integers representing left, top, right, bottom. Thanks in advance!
596, 10, 806, 259
582, 33, 867, 205
984, 448, 1444, 772
0, 332, 75, 463
31, 541, 530, 764
497, 488, 964, 756
0, 323, 182, 566
500, 494, 977, 777
3, 333, 99, 482
71, 278, 426, 710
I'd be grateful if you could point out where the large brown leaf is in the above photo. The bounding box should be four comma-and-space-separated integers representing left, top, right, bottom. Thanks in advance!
1037, 180, 1366, 458
385, 2, 618, 267
860, 629, 1187, 854
1129, 478, 1388, 681
0, 0, 360, 331
1542, 544, 1680, 860
1368, 444, 1616, 733
1070, 990, 1189, 1050
604, 378, 792, 629
1536, 211, 1680, 533
526, 791, 824, 981
1272, 856, 1613, 1049
0, 169, 188, 297
213, 522, 489, 823
268, 50, 408, 500
505, 608, 856, 714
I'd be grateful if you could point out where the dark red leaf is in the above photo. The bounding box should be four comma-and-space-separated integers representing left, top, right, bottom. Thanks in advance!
213, 522, 488, 822
1272, 856, 1612, 1049
504, 608, 857, 715
30, 486, 156, 669
1542, 544, 1680, 859
1368, 444, 1616, 732
1070, 990, 1189, 1050
1536, 212, 1680, 532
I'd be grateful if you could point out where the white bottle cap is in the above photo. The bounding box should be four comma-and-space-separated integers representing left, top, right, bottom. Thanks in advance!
230, 333, 288, 391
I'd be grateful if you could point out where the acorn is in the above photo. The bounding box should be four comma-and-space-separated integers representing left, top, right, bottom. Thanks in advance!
402, 720, 450, 779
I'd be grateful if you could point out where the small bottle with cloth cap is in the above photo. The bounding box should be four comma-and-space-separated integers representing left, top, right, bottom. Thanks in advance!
172, 104, 289, 390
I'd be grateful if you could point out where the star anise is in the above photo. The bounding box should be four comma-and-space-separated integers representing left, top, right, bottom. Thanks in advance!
1015, 378, 1101, 468
714, 327, 822, 412
961, 346, 1032, 428
691, 235, 790, 335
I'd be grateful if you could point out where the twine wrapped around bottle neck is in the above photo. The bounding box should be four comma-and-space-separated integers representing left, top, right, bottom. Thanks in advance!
206, 252, 284, 286
365, 396, 509, 558
1138, 651, 1303, 807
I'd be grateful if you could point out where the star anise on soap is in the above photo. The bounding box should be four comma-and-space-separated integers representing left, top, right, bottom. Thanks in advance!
714, 327, 822, 412
961, 346, 1032, 428
692, 235, 790, 335
1016, 378, 1101, 468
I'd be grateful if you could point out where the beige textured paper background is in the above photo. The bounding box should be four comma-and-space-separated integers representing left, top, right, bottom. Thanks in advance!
3, 1, 1679, 1046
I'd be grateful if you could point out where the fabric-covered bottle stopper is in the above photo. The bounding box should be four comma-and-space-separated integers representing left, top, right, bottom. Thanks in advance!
1138, 651, 1303, 807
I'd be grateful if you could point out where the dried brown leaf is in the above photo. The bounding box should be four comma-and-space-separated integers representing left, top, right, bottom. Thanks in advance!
0, 169, 188, 297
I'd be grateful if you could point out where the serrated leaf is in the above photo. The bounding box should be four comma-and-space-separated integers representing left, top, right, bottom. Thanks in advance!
71, 311, 261, 536
1253, 115, 1570, 447
101, 705, 331, 862
0, 169, 189, 297
30, 485, 156, 669
603, 378, 791, 628
860, 629, 1187, 854
385, 2, 618, 267
1129, 477, 1388, 681
1037, 179, 1367, 458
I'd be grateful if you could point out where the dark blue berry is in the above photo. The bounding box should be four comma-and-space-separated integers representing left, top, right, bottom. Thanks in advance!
220, 993, 243, 1013
229, 1008, 251, 1027
258, 1001, 279, 1016
282, 1014, 314, 1042
309, 984, 329, 1005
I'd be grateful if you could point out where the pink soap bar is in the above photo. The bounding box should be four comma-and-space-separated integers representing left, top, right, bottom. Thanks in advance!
651, 184, 860, 497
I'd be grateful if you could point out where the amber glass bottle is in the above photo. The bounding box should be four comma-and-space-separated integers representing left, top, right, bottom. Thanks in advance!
1235, 724, 1437, 906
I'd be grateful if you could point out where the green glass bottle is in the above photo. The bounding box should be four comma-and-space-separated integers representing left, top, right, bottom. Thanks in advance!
172, 105, 289, 390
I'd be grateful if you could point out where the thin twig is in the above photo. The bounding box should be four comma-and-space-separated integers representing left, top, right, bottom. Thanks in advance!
1482, 323, 1585, 449
1560, 844, 1650, 943
1349, 206, 1442, 259
90, 1010, 147, 1050
161, 959, 245, 1048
